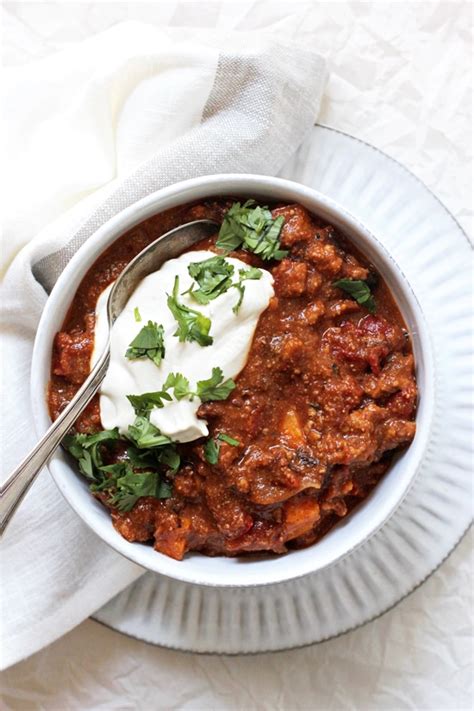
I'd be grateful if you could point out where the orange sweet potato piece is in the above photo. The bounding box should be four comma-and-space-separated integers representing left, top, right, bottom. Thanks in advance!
281, 410, 305, 447
283, 498, 320, 540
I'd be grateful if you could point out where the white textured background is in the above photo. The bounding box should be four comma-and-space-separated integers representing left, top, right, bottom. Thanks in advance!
1, 2, 472, 710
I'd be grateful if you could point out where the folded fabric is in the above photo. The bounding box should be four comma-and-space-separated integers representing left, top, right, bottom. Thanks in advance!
0, 19, 326, 669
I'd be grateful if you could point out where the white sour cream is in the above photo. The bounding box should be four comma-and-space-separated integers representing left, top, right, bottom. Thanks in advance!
92, 250, 274, 442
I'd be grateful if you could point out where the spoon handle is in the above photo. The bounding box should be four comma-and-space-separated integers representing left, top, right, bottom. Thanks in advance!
0, 350, 110, 536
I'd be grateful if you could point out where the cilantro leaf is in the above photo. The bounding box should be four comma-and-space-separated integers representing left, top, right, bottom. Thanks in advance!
253, 215, 287, 261
186, 256, 234, 305
64, 426, 176, 512
216, 201, 287, 261
66, 429, 120, 449
167, 276, 213, 347
203, 432, 239, 465
96, 462, 172, 512
232, 283, 245, 315
203, 438, 220, 465
158, 446, 181, 473
127, 444, 180, 474
127, 390, 172, 416
217, 433, 240, 446
333, 278, 376, 313
128, 366, 235, 415
163, 372, 194, 401
126, 445, 157, 468
157, 480, 173, 499
232, 266, 262, 314
239, 266, 263, 281
134, 307, 142, 322
125, 321, 165, 366
196, 367, 236, 402
98, 462, 156, 511
127, 416, 173, 449
63, 429, 120, 481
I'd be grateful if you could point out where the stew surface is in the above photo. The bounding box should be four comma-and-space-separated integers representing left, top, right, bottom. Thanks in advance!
49, 199, 417, 559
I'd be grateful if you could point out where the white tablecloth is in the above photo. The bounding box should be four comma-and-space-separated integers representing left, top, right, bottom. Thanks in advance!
1, 2, 472, 710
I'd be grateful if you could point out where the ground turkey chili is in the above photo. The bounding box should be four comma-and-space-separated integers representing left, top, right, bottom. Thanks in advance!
49, 199, 417, 560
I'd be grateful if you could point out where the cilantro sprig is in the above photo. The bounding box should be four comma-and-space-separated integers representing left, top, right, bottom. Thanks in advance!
64, 420, 177, 511
127, 443, 180, 473
127, 416, 173, 449
127, 390, 172, 416
217, 433, 240, 446
65, 360, 238, 507
232, 266, 262, 314
125, 321, 165, 366
185, 255, 263, 316
203, 432, 240, 465
333, 278, 376, 313
185, 256, 235, 305
126, 367, 235, 410
216, 200, 287, 261
196, 367, 236, 402
163, 372, 194, 401
167, 276, 213, 347
95, 462, 171, 512
63, 428, 120, 480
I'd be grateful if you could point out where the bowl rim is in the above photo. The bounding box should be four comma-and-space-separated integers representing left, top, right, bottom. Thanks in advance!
30, 173, 434, 587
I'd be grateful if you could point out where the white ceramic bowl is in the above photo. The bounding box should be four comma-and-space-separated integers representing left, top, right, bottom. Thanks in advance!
31, 174, 434, 587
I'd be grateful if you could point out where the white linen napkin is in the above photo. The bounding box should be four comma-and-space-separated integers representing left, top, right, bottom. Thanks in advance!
0, 20, 326, 669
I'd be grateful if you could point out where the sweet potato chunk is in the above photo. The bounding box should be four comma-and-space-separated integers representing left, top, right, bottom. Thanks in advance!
281, 410, 305, 447
283, 497, 320, 540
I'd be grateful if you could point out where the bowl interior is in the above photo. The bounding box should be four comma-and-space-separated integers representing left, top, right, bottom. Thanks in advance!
31, 175, 433, 587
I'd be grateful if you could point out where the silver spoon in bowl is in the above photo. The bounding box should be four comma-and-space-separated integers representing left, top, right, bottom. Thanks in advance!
0, 219, 219, 535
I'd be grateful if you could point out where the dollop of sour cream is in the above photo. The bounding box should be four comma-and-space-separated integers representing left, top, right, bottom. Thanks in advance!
92, 250, 274, 442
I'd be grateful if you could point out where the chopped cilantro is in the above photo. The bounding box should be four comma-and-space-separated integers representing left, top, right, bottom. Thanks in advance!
157, 480, 173, 499
240, 266, 263, 280
217, 433, 240, 446
92, 462, 172, 512
186, 256, 234, 304
133, 307, 142, 322
127, 415, 173, 449
203, 432, 239, 465
126, 445, 157, 468
333, 278, 376, 313
126, 443, 180, 473
126, 366, 235, 418
127, 390, 172, 416
158, 446, 181, 474
203, 437, 220, 465
97, 462, 159, 511
196, 367, 236, 402
216, 200, 287, 261
184, 255, 263, 315
63, 428, 120, 480
232, 266, 262, 314
167, 276, 213, 347
163, 372, 194, 401
64, 422, 175, 512
125, 321, 165, 366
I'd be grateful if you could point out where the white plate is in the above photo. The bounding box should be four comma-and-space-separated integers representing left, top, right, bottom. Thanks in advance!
93, 125, 473, 653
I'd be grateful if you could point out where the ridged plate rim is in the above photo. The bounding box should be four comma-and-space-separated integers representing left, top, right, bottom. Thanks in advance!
92, 124, 473, 654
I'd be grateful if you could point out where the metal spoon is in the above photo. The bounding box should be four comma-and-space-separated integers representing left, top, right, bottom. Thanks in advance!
0, 219, 219, 535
